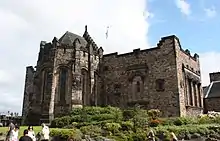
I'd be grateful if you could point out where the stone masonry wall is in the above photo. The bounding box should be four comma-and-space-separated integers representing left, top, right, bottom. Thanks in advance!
22, 66, 35, 125
52, 45, 75, 117
102, 36, 180, 117
27, 42, 55, 125
52, 39, 102, 118
174, 37, 203, 116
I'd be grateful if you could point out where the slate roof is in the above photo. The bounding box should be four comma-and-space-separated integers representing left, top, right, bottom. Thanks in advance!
204, 81, 220, 98
59, 31, 87, 46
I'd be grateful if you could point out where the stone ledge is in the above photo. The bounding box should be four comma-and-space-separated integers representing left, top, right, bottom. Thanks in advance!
186, 105, 203, 110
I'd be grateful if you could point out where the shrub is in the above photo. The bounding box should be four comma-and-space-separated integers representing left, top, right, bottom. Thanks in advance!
50, 129, 82, 140
104, 123, 121, 134
120, 121, 134, 131
51, 116, 72, 128
173, 117, 196, 126
198, 115, 214, 124
123, 109, 136, 120
80, 125, 102, 137
148, 109, 161, 120
149, 119, 161, 127
160, 118, 175, 126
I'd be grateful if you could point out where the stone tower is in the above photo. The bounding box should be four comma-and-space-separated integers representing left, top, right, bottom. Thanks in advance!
22, 26, 103, 125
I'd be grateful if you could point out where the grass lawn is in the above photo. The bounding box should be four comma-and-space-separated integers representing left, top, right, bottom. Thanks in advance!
0, 126, 43, 137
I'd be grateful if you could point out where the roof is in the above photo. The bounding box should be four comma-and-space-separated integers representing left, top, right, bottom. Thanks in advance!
204, 81, 220, 98
59, 31, 87, 46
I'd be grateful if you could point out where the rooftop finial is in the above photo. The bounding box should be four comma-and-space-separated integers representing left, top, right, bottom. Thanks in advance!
85, 25, 87, 32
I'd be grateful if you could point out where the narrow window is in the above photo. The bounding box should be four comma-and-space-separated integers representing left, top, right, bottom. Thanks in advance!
156, 79, 165, 91
42, 70, 49, 103
136, 81, 140, 92
59, 68, 68, 103
198, 83, 202, 107
193, 82, 197, 106
188, 79, 193, 106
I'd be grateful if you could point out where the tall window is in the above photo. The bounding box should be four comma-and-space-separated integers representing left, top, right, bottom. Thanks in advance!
94, 72, 98, 106
198, 83, 202, 107
188, 79, 193, 106
193, 83, 197, 106
136, 81, 140, 92
132, 76, 143, 100
59, 68, 68, 103
82, 69, 88, 105
42, 70, 49, 103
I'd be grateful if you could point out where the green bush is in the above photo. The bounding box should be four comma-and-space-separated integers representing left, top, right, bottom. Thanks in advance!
50, 116, 72, 128
153, 124, 220, 140
51, 106, 123, 128
50, 129, 82, 140
120, 121, 134, 131
160, 118, 175, 126
80, 125, 102, 137
104, 123, 121, 134
149, 119, 161, 127
123, 109, 136, 120
198, 115, 214, 124
173, 117, 196, 126
147, 109, 161, 120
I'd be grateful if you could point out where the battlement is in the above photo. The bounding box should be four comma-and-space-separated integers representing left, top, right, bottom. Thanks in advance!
83, 25, 99, 49
103, 47, 159, 58
209, 72, 220, 82
26, 66, 35, 73
104, 35, 199, 60
159, 35, 199, 62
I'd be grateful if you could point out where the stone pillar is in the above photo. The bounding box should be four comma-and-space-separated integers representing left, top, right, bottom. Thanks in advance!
90, 70, 95, 105
49, 69, 58, 123
71, 50, 83, 108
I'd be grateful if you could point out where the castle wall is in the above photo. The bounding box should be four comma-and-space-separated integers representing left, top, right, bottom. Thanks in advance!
102, 37, 180, 117
26, 43, 55, 124
23, 29, 204, 124
174, 38, 203, 116
22, 66, 35, 125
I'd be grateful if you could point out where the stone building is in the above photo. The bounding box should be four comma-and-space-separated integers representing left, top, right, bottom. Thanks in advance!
204, 72, 220, 113
22, 26, 204, 125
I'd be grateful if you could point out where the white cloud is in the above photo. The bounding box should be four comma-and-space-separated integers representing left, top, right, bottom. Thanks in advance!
175, 0, 191, 16
204, 7, 217, 18
200, 52, 220, 86
0, 0, 151, 114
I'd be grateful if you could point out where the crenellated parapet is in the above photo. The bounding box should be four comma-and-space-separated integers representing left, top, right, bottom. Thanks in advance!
83, 25, 103, 57
157, 35, 199, 61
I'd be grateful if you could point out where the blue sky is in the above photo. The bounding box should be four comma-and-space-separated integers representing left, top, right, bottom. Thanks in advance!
148, 0, 220, 53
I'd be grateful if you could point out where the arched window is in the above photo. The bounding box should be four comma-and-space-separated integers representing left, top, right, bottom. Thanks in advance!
41, 69, 49, 103
132, 76, 144, 100
82, 69, 89, 105
59, 68, 68, 103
